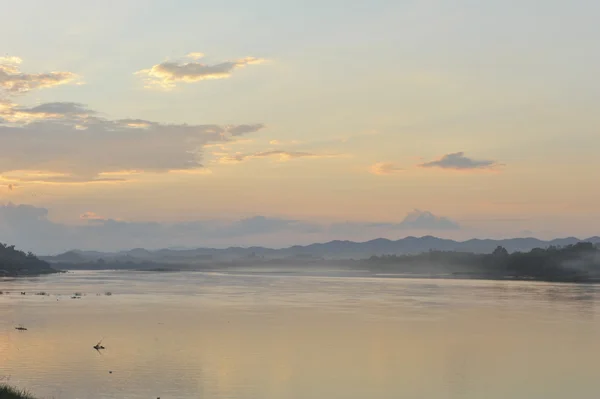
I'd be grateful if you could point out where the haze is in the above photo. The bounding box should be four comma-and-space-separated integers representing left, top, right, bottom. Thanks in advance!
2, 0, 600, 254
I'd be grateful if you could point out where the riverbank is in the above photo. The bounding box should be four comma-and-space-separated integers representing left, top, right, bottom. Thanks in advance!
0, 385, 36, 399
0, 243, 61, 278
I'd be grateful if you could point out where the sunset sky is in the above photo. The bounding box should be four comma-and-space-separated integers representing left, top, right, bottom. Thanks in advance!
1, 0, 599, 253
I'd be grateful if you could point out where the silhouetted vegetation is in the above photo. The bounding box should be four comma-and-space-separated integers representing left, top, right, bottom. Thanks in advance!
0, 385, 36, 399
42, 241, 600, 283
0, 243, 59, 277
361, 242, 600, 283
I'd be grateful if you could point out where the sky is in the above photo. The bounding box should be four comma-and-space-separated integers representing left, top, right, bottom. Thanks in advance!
1, 0, 599, 253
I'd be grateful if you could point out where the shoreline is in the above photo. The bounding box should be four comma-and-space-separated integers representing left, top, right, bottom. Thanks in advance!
0, 385, 36, 399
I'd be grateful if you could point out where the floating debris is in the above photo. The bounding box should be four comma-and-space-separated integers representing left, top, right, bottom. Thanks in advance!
93, 339, 106, 351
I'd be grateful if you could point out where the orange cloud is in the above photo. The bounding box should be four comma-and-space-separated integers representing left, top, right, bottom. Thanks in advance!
369, 162, 404, 175
80, 211, 106, 221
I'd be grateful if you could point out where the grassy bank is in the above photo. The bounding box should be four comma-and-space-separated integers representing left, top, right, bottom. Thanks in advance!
0, 385, 36, 399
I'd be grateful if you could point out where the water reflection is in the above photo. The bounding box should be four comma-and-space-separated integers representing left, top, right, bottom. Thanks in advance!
2, 271, 600, 399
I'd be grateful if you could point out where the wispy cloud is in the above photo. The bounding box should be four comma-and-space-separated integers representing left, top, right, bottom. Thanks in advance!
369, 162, 404, 175
217, 150, 343, 164
135, 53, 266, 89
80, 211, 109, 221
418, 152, 501, 171
0, 57, 80, 94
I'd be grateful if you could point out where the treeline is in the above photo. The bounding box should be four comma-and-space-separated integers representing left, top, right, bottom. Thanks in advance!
361, 242, 600, 282
0, 243, 58, 277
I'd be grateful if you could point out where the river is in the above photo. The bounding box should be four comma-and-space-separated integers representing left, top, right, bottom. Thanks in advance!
1, 269, 600, 398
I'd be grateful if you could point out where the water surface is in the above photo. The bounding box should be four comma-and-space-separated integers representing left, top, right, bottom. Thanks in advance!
1, 270, 600, 399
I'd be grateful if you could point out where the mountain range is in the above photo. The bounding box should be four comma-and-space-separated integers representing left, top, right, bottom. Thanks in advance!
41, 235, 600, 265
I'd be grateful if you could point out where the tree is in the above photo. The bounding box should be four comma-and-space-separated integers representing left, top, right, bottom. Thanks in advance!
492, 246, 509, 257
0, 242, 58, 277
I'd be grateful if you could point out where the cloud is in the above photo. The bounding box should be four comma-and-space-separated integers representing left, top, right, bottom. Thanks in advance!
0, 56, 23, 65
0, 203, 321, 253
419, 152, 500, 170
395, 209, 460, 230
369, 162, 404, 175
80, 211, 109, 221
186, 52, 205, 60
0, 57, 79, 94
0, 204, 465, 254
0, 101, 94, 124
217, 150, 342, 164
330, 210, 460, 234
0, 101, 266, 182
227, 124, 266, 136
136, 53, 266, 89
20, 102, 94, 116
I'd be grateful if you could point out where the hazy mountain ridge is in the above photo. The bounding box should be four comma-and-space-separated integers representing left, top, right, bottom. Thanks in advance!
41, 235, 600, 264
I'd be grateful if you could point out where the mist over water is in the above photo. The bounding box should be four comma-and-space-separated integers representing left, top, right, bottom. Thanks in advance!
2, 269, 600, 399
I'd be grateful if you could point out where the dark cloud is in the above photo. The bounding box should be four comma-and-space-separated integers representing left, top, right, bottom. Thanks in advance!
419, 152, 499, 170
136, 53, 266, 89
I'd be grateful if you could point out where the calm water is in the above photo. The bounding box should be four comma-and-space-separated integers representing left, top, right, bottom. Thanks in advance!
1, 269, 600, 399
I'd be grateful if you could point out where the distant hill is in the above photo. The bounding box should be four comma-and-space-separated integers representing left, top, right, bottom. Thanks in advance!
41, 235, 600, 266
359, 242, 600, 283
0, 243, 59, 277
